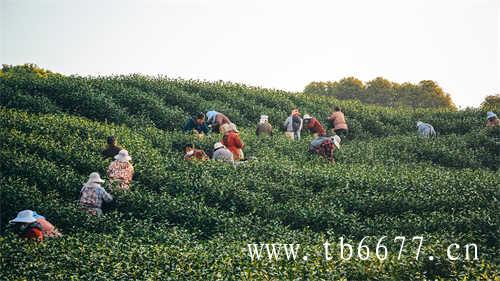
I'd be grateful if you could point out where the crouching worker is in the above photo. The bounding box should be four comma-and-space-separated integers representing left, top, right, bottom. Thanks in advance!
79, 172, 113, 216
486, 112, 500, 127
256, 115, 273, 137
221, 123, 245, 160
212, 142, 234, 165
184, 144, 209, 161
303, 114, 326, 138
9, 210, 46, 242
32, 211, 62, 238
184, 112, 209, 137
416, 121, 436, 138
107, 149, 134, 190
308, 135, 341, 163
206, 110, 232, 133
102, 136, 123, 160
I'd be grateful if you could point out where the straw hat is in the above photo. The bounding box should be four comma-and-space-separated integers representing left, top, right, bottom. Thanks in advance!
87, 172, 105, 184
9, 210, 37, 224
486, 112, 497, 119
114, 149, 132, 162
416, 121, 423, 127
303, 114, 312, 120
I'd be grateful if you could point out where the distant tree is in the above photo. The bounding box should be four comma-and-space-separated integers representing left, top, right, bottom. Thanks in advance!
364, 77, 397, 106
304, 77, 456, 110
0, 63, 61, 78
480, 94, 500, 112
334, 77, 365, 100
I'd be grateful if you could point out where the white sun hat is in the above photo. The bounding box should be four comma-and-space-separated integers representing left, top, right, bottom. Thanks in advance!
332, 135, 341, 149
303, 114, 312, 120
259, 115, 269, 123
87, 172, 105, 184
214, 142, 225, 150
486, 112, 497, 119
9, 210, 37, 224
114, 149, 132, 162
416, 121, 423, 127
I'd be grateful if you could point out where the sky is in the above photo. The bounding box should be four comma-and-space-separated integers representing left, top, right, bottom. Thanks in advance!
1, 0, 499, 107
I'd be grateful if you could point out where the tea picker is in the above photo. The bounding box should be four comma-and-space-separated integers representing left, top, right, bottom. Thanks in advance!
256, 115, 273, 137
328, 106, 348, 139
79, 172, 113, 216
416, 121, 436, 138
206, 110, 232, 133
486, 112, 500, 127
308, 135, 341, 163
303, 114, 326, 138
184, 112, 210, 138
107, 149, 135, 190
9, 210, 63, 242
283, 109, 303, 140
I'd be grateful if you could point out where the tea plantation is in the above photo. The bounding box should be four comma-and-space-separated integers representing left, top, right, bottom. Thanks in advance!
0, 70, 499, 280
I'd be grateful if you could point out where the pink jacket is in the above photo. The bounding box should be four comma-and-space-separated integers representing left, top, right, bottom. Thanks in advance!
328, 111, 348, 130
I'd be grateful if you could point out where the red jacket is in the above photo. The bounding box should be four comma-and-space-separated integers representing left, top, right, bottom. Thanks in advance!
20, 226, 44, 242
306, 118, 326, 136
222, 132, 244, 160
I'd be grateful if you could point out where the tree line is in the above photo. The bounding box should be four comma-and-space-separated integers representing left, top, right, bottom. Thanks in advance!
304, 77, 456, 110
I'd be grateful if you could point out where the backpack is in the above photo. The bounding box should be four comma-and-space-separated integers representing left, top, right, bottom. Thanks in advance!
292, 116, 302, 131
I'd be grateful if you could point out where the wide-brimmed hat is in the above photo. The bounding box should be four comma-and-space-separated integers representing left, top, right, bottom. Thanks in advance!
303, 114, 312, 120
214, 142, 225, 150
87, 172, 105, 184
9, 210, 37, 224
114, 149, 132, 162
332, 135, 341, 149
487, 112, 497, 119
416, 121, 423, 127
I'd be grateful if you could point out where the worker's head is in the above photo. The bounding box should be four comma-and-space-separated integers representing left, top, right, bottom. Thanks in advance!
196, 113, 205, 124
107, 136, 116, 146
259, 115, 269, 124
292, 109, 300, 116
303, 114, 312, 121
334, 106, 341, 112
184, 144, 194, 153
487, 111, 497, 121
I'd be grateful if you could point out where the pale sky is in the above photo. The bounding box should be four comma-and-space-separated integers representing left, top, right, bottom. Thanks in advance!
1, 0, 499, 107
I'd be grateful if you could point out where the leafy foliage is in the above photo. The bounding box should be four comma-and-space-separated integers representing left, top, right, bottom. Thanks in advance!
0, 66, 498, 280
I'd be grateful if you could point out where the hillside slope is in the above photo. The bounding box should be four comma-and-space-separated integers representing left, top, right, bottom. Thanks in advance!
0, 69, 499, 280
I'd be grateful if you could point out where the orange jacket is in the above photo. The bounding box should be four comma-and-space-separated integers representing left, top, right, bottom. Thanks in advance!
222, 132, 244, 160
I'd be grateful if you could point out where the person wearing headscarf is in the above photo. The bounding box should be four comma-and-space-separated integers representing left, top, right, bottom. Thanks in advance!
206, 111, 231, 133
256, 115, 273, 137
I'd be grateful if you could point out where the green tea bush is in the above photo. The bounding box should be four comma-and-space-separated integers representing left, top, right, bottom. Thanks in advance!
0, 68, 498, 280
